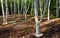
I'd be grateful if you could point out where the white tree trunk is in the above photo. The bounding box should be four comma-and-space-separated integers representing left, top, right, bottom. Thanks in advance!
34, 0, 43, 37
5, 0, 8, 23
1, 0, 5, 23
34, 0, 39, 35
5, 0, 9, 16
48, 0, 51, 21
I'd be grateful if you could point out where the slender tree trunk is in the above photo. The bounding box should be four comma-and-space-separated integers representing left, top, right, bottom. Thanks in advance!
39, 0, 48, 23
23, 0, 25, 14
18, 0, 20, 15
5, 0, 9, 16
5, 0, 8, 23
25, 0, 27, 21
23, 0, 27, 21
42, 0, 48, 17
39, 0, 43, 21
56, 0, 59, 17
1, 0, 5, 24
48, 0, 51, 21
34, 0, 43, 37
34, 0, 39, 35
21, 0, 23, 14
26, 0, 30, 14
10, 0, 12, 15
14, 0, 16, 17
31, 0, 33, 15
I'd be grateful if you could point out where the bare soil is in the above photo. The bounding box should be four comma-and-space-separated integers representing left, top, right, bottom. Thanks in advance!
0, 15, 60, 38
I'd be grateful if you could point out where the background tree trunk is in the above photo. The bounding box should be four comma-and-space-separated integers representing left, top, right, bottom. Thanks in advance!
23, 0, 27, 21
1, 0, 5, 23
56, 0, 59, 17
10, 0, 13, 15
18, 0, 20, 15
14, 0, 16, 17
5, 0, 8, 23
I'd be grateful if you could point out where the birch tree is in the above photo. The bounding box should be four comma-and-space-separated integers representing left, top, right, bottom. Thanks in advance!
1, 0, 6, 24
39, 0, 48, 23
43, 0, 48, 16
39, 0, 43, 21
48, 0, 51, 21
34, 0, 43, 37
5, 0, 8, 24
